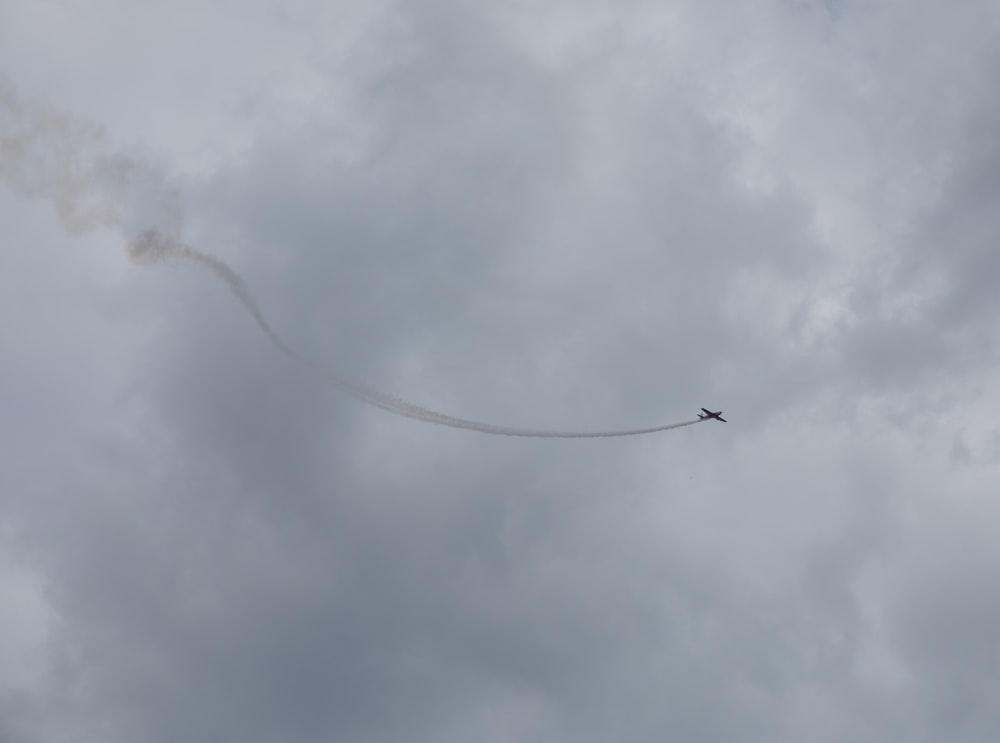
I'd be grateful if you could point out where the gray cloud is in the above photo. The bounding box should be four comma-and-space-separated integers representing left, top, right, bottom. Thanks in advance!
2, 1, 1000, 742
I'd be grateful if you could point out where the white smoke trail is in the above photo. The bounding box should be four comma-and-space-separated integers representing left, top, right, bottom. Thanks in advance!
4, 84, 704, 438
128, 231, 706, 438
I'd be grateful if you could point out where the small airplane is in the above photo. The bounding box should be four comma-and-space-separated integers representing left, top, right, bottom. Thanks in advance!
698, 408, 727, 423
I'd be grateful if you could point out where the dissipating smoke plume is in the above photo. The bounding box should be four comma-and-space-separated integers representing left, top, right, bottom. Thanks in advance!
3, 84, 705, 438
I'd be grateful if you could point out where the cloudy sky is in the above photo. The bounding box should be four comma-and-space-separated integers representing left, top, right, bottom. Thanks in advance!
2, 1, 1000, 741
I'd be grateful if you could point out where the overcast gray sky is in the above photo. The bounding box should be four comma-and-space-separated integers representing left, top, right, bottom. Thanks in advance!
2, 1, 1000, 741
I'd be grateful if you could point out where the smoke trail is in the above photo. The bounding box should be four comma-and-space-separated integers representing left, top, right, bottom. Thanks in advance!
1, 81, 182, 237
127, 230, 706, 438
4, 84, 704, 438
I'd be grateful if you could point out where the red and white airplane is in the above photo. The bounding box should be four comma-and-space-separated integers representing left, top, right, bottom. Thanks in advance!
698, 408, 727, 423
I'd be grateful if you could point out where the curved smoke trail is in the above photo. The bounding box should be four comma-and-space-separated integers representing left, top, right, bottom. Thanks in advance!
128, 230, 704, 438
4, 84, 703, 438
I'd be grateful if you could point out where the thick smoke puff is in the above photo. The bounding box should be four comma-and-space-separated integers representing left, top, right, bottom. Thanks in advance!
127, 230, 182, 265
